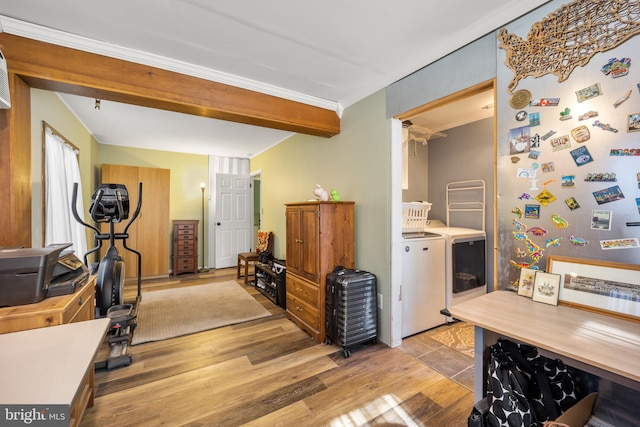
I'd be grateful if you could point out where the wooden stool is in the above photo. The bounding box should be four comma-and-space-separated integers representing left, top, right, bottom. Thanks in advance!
237, 252, 259, 284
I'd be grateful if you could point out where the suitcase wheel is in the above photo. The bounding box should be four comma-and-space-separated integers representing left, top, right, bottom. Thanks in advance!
342, 348, 351, 359
325, 338, 333, 345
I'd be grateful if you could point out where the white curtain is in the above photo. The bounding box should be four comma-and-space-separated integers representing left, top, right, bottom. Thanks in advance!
207, 156, 250, 267
44, 126, 88, 257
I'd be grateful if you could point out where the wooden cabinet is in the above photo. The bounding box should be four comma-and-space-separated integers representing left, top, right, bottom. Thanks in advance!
285, 201, 355, 343
101, 164, 170, 279
0, 275, 96, 334
172, 220, 198, 275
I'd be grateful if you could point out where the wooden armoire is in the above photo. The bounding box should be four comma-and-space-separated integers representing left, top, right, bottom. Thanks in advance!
285, 201, 355, 343
100, 164, 170, 279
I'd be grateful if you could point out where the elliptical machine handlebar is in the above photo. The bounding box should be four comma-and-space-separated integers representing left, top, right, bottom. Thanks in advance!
72, 183, 100, 236
123, 182, 143, 235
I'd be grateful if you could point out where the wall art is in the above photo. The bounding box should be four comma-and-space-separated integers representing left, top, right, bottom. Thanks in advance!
591, 210, 612, 230
524, 204, 540, 219
510, 89, 532, 108
535, 189, 556, 206
576, 83, 603, 102
550, 134, 571, 151
584, 173, 616, 182
530, 98, 560, 107
609, 148, 640, 156
532, 271, 561, 305
529, 112, 541, 126
509, 126, 531, 154
601, 57, 631, 78
626, 113, 640, 132
593, 185, 625, 204
569, 235, 589, 246
570, 125, 590, 142
578, 111, 598, 121
498, 0, 640, 93
547, 256, 640, 320
592, 120, 618, 132
570, 146, 593, 166
518, 268, 537, 297
613, 89, 632, 108
565, 197, 580, 210
600, 238, 639, 250
541, 162, 555, 173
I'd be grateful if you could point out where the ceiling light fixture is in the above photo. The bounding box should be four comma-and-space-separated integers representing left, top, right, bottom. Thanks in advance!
95, 99, 101, 110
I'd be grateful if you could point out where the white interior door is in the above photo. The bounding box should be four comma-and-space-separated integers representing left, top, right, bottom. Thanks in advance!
214, 173, 251, 268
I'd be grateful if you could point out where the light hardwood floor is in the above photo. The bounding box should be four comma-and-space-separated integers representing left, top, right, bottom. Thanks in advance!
81, 268, 474, 427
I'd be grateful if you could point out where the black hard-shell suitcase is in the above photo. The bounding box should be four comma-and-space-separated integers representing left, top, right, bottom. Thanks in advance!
325, 267, 378, 358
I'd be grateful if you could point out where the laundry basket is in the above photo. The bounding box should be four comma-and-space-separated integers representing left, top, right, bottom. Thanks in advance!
402, 202, 431, 233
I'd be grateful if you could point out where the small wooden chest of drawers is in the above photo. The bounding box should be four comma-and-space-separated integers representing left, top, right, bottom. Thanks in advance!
172, 220, 199, 275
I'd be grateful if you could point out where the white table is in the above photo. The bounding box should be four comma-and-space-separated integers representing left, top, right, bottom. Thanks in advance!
0, 318, 110, 426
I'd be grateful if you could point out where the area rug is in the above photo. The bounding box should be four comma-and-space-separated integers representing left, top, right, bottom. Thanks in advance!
431, 322, 474, 357
131, 281, 272, 345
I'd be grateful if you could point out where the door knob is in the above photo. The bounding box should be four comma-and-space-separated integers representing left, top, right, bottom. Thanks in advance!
216, 222, 221, 226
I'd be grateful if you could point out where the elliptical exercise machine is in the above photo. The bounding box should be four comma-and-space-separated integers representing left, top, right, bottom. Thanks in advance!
72, 182, 142, 370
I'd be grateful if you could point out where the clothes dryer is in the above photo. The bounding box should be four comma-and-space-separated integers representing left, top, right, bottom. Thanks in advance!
425, 222, 487, 319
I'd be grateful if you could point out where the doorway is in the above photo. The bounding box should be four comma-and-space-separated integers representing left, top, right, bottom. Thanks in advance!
391, 80, 496, 347
251, 170, 262, 245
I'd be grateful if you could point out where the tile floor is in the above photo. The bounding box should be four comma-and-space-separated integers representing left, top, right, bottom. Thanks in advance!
397, 322, 475, 391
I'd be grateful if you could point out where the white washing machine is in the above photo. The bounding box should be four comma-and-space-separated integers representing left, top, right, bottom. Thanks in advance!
401, 231, 446, 337
425, 221, 487, 317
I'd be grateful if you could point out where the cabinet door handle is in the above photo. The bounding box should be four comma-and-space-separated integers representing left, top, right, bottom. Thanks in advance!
78, 297, 83, 305
295, 305, 303, 312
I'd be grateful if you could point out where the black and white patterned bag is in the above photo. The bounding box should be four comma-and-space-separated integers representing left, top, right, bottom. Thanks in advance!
486, 339, 577, 427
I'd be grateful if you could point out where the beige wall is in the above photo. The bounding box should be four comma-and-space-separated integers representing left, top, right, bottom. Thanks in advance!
30, 88, 100, 248
251, 89, 394, 344
97, 145, 209, 270
30, 88, 209, 269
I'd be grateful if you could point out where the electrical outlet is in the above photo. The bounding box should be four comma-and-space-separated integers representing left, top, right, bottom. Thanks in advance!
377, 293, 383, 309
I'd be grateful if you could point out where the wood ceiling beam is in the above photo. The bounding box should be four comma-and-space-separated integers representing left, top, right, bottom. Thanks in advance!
0, 33, 340, 137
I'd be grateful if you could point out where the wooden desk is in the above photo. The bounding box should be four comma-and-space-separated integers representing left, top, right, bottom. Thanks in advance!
0, 275, 95, 334
0, 318, 110, 427
449, 291, 640, 398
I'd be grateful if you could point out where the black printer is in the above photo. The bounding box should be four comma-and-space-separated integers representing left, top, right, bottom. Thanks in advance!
0, 243, 88, 307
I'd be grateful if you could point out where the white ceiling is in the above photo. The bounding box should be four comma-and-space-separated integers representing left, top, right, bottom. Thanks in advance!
0, 1, 548, 157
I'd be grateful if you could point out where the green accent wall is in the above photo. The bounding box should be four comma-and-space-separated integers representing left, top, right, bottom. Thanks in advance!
251, 90, 393, 344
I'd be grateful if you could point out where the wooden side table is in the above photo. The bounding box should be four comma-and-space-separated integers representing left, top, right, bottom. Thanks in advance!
0, 275, 96, 334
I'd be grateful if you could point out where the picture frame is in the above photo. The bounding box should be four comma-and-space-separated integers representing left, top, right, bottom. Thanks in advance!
627, 113, 640, 133
518, 268, 536, 297
547, 256, 640, 320
532, 272, 561, 305
591, 210, 612, 230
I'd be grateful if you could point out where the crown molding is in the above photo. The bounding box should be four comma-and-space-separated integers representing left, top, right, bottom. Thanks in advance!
0, 15, 341, 114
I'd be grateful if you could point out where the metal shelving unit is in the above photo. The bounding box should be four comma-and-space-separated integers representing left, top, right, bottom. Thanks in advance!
445, 179, 486, 231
